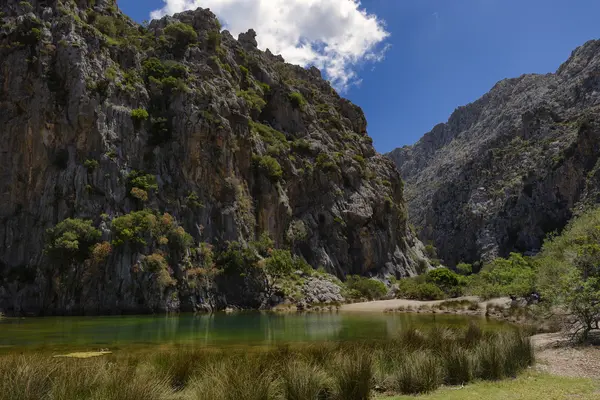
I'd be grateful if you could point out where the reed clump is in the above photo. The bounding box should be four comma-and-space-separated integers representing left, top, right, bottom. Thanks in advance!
0, 325, 534, 400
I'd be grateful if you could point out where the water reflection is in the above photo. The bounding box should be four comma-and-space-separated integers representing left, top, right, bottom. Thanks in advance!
0, 312, 506, 350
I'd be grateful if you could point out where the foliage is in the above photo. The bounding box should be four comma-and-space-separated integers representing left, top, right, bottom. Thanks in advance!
289, 91, 307, 109
237, 89, 266, 113
83, 159, 99, 172
206, 30, 221, 50
164, 22, 197, 56
127, 171, 158, 191
345, 275, 388, 300
397, 268, 465, 300
316, 153, 338, 172
249, 121, 289, 154
397, 278, 445, 301
45, 219, 101, 267
216, 240, 260, 275
91, 242, 112, 265
130, 108, 149, 121
469, 253, 536, 300
252, 155, 283, 182
456, 262, 473, 276
292, 139, 312, 154
130, 187, 149, 202
425, 268, 464, 297
535, 207, 600, 340
111, 211, 192, 254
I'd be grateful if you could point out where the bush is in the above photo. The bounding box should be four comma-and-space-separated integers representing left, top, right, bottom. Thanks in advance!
346, 276, 388, 300
164, 22, 197, 56
45, 219, 102, 267
316, 153, 337, 172
128, 171, 158, 191
253, 155, 283, 182
83, 159, 99, 172
456, 262, 473, 276
131, 108, 149, 121
237, 89, 266, 113
289, 92, 307, 109
469, 253, 536, 300
536, 207, 600, 340
291, 139, 312, 154
396, 278, 445, 300
425, 267, 464, 297
249, 121, 288, 154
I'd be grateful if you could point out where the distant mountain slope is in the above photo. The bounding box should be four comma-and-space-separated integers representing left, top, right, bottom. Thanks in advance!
389, 40, 600, 266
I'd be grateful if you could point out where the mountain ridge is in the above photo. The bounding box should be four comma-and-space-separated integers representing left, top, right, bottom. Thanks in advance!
389, 39, 600, 266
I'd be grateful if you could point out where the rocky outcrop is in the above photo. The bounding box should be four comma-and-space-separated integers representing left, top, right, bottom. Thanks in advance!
0, 0, 425, 315
389, 40, 600, 266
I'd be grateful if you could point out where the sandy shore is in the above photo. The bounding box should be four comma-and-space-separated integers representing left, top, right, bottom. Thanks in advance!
340, 296, 510, 312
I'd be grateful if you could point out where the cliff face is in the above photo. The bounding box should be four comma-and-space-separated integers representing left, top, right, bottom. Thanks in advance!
389, 40, 600, 266
0, 0, 425, 315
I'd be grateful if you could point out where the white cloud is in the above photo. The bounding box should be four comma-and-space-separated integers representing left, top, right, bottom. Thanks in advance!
150, 0, 390, 91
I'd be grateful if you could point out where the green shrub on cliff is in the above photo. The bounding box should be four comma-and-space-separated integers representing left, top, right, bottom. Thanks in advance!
164, 22, 198, 56
45, 219, 101, 267
289, 91, 307, 109
252, 155, 283, 182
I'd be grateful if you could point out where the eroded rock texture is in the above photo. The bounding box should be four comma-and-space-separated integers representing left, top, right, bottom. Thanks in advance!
389, 40, 600, 266
0, 0, 425, 315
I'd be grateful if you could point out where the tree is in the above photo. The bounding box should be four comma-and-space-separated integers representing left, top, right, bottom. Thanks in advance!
471, 253, 536, 299
536, 208, 600, 341
45, 218, 101, 268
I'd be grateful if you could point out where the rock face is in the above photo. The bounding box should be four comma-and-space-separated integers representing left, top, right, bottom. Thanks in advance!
389, 40, 600, 266
0, 0, 424, 315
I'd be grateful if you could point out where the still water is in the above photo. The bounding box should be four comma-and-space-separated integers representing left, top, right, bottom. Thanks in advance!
0, 312, 507, 351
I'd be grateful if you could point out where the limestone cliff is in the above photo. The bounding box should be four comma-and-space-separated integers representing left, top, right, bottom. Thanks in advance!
389, 40, 600, 266
0, 0, 425, 315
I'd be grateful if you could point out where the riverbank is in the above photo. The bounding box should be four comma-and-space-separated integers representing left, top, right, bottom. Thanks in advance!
340, 296, 511, 313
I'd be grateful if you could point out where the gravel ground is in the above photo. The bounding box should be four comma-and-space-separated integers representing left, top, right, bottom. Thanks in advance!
533, 333, 600, 379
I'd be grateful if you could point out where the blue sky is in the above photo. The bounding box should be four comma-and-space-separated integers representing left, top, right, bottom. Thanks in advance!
119, 0, 600, 153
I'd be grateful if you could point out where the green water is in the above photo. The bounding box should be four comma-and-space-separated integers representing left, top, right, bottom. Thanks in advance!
0, 312, 508, 352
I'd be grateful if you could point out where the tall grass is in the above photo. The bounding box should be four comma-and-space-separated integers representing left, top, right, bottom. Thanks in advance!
0, 326, 534, 399
331, 349, 373, 400
392, 351, 443, 394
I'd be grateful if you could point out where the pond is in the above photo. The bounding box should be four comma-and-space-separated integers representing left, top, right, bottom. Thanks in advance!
0, 312, 509, 352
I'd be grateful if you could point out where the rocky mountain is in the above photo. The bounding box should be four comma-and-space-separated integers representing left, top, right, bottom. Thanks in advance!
0, 0, 426, 315
389, 40, 600, 266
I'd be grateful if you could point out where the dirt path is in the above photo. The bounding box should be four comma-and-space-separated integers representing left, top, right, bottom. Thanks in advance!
340, 296, 510, 312
533, 333, 600, 380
